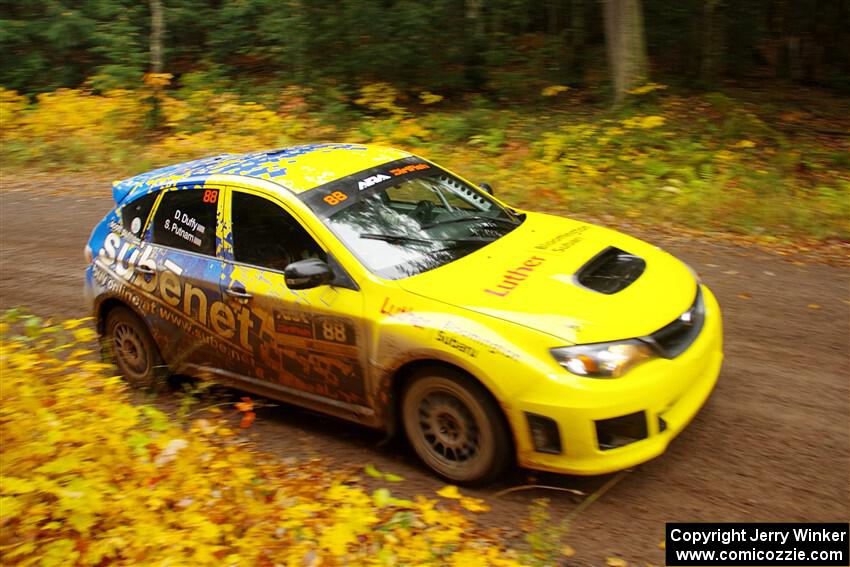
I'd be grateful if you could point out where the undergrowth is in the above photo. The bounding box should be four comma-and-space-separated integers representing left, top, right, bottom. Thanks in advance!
1, 82, 847, 240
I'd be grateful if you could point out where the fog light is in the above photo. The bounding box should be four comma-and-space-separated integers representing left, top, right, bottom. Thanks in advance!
595, 411, 648, 450
526, 413, 562, 454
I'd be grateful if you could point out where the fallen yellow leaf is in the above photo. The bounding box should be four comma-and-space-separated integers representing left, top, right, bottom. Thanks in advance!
437, 485, 462, 499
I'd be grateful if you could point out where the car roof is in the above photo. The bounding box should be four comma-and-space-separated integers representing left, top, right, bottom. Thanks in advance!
113, 143, 412, 203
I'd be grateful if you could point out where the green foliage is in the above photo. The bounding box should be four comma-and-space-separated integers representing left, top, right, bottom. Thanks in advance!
3, 1, 848, 96
0, 1, 148, 92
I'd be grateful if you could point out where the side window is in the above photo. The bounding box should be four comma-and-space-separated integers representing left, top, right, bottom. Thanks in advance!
232, 191, 325, 271
121, 191, 158, 238
152, 188, 218, 255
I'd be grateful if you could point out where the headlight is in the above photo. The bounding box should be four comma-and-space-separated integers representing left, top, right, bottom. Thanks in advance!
550, 340, 655, 378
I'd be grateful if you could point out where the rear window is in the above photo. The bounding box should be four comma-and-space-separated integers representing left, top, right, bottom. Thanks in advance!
151, 188, 218, 255
121, 192, 158, 238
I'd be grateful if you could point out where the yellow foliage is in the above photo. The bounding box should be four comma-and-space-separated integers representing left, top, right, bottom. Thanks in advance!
621, 115, 666, 129
541, 85, 570, 97
355, 82, 406, 117
626, 82, 668, 96
0, 315, 524, 566
0, 87, 322, 168
393, 118, 430, 141
420, 91, 444, 105
0, 88, 28, 131
143, 73, 174, 89
734, 139, 757, 148
1, 88, 147, 162
437, 485, 462, 499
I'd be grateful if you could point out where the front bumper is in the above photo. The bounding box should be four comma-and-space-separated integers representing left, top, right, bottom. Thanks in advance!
511, 284, 723, 475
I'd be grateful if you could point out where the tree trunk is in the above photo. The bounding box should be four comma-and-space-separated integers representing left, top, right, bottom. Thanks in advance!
602, 0, 648, 103
567, 0, 586, 85
465, 0, 486, 87
466, 0, 484, 36
150, 0, 164, 74
700, 0, 727, 84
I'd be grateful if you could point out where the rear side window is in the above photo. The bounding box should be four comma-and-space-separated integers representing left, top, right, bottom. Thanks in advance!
121, 192, 158, 238
152, 188, 218, 255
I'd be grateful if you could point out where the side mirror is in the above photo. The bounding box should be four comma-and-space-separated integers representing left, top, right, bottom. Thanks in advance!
284, 258, 334, 290
479, 182, 494, 195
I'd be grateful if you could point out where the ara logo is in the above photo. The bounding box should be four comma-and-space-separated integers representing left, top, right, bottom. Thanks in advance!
358, 174, 390, 190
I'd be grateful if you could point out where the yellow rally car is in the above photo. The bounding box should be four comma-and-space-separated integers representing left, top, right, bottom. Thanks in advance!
85, 143, 723, 483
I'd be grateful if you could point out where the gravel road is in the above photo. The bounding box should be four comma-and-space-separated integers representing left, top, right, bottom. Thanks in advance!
2, 175, 848, 566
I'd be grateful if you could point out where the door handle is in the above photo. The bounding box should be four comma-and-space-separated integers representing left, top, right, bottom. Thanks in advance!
134, 264, 155, 275
225, 286, 253, 300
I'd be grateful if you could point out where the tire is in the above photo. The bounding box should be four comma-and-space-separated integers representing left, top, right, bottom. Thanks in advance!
104, 306, 167, 389
401, 367, 512, 484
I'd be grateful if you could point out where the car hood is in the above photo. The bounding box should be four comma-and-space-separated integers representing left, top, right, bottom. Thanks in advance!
398, 212, 697, 345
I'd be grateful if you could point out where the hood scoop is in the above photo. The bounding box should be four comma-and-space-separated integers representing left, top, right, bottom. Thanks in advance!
575, 247, 645, 294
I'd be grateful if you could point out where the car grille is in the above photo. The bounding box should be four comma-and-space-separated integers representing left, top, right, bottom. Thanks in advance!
575, 247, 646, 294
645, 287, 705, 359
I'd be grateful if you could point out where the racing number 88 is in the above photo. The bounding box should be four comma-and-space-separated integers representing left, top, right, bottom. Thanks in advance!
323, 191, 348, 206
322, 321, 347, 343
202, 189, 218, 204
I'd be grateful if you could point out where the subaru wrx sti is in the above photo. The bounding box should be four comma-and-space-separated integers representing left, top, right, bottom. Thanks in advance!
85, 143, 723, 483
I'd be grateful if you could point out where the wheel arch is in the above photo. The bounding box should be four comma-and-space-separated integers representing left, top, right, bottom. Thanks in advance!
95, 296, 160, 352
387, 358, 517, 462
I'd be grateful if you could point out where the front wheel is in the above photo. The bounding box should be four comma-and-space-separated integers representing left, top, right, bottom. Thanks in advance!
401, 367, 512, 484
104, 307, 167, 389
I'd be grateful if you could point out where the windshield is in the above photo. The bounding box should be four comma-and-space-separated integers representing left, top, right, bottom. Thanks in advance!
299, 158, 523, 279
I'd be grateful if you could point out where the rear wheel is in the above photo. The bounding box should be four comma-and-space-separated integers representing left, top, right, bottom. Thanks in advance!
402, 367, 512, 484
104, 307, 167, 389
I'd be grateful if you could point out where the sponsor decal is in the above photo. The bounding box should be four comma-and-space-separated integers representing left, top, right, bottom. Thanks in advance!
379, 298, 428, 329
389, 163, 430, 176
358, 174, 390, 190
93, 239, 255, 364
534, 226, 590, 254
98, 234, 254, 349
274, 309, 313, 338
484, 255, 546, 297
436, 331, 478, 358
282, 349, 365, 404
440, 321, 521, 360
322, 191, 349, 206
313, 316, 356, 346
163, 209, 206, 248
95, 231, 367, 403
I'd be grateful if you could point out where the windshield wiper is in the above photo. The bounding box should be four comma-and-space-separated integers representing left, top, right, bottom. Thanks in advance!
422, 215, 520, 229
359, 233, 436, 245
